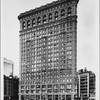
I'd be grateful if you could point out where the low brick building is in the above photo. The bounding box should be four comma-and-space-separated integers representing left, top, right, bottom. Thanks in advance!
76, 68, 95, 100
4, 75, 19, 100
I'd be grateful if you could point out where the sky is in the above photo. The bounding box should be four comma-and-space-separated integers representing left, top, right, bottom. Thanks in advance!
1, 0, 99, 99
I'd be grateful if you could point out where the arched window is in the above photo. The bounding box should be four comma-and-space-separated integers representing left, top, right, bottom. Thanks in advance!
22, 22, 25, 30
49, 13, 52, 21
61, 9, 65, 17
43, 15, 46, 23
55, 11, 58, 20
37, 17, 41, 25
67, 7, 71, 16
27, 20, 31, 28
32, 18, 35, 26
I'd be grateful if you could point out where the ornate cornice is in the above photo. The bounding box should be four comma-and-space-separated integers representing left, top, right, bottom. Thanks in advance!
18, 0, 79, 20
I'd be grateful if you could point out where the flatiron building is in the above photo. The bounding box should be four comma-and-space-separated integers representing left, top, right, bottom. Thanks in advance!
18, 0, 79, 100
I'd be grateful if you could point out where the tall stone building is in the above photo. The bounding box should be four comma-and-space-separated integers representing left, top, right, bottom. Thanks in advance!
18, 0, 79, 100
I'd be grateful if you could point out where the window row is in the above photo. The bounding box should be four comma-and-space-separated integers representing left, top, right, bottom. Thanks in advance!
22, 8, 72, 29
21, 84, 72, 89
20, 25, 73, 39
20, 31, 73, 44
21, 73, 72, 78
20, 77, 72, 84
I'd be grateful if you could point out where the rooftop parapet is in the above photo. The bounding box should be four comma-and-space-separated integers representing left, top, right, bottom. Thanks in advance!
18, 0, 79, 20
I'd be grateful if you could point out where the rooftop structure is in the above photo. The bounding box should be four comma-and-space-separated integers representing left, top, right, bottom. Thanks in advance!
4, 58, 14, 76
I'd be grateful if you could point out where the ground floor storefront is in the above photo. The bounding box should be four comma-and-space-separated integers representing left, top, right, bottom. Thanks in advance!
20, 94, 73, 100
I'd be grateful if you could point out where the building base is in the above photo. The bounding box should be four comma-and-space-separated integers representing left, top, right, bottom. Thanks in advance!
19, 93, 76, 100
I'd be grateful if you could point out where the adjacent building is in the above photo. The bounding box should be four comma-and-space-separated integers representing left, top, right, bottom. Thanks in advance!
4, 58, 14, 76
77, 68, 95, 100
4, 58, 19, 100
4, 75, 19, 100
18, 0, 79, 100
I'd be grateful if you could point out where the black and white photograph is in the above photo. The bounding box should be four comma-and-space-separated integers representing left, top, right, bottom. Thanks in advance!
1, 0, 99, 100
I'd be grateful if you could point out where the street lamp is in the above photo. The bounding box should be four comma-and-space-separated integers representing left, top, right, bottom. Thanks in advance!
45, 91, 48, 100
81, 93, 83, 100
40, 91, 42, 100
40, 90, 48, 100
9, 96, 11, 100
